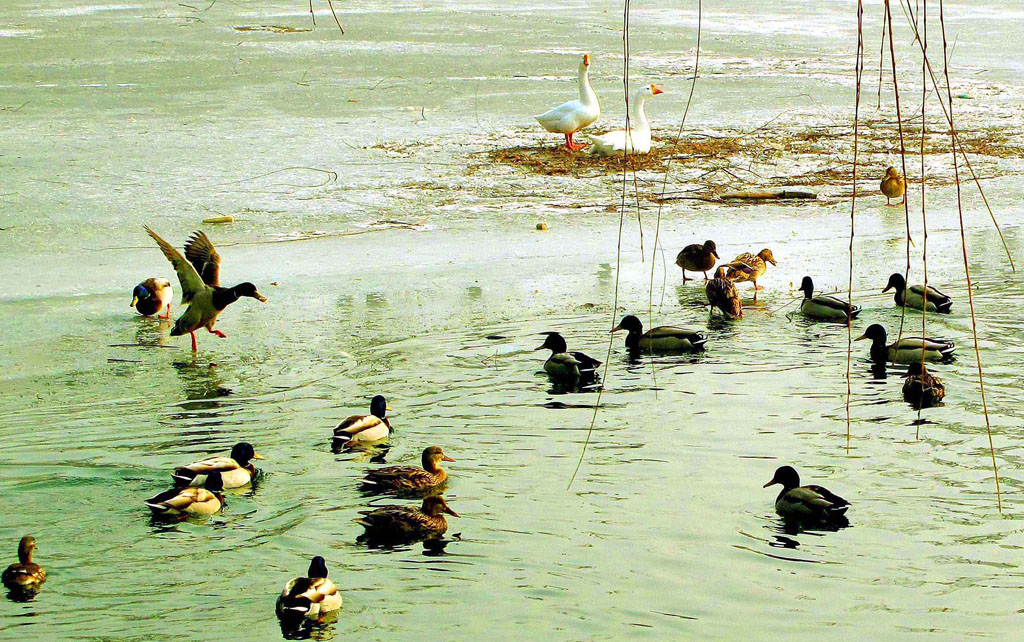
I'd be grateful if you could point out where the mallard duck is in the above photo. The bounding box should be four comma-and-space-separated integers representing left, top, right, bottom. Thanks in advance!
360, 446, 454, 493
676, 240, 719, 282
536, 332, 602, 379
332, 395, 391, 448
798, 276, 861, 321
535, 53, 600, 151
145, 470, 224, 516
144, 226, 267, 352
880, 166, 906, 205
724, 249, 776, 301
171, 442, 264, 489
855, 323, 955, 363
705, 267, 742, 319
588, 84, 664, 157
763, 466, 850, 522
882, 273, 952, 313
2, 536, 45, 599
276, 556, 342, 621
611, 315, 708, 351
131, 278, 173, 319
355, 495, 458, 543
902, 362, 946, 407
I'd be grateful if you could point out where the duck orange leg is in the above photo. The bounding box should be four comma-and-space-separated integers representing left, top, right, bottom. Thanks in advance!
160, 304, 171, 320
207, 328, 227, 338
190, 331, 197, 352
681, 268, 690, 283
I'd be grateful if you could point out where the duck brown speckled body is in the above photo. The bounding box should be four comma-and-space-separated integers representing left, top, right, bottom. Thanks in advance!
725, 249, 776, 301
3, 536, 46, 600
355, 496, 458, 543
706, 267, 742, 319
675, 240, 719, 282
902, 362, 945, 407
360, 446, 454, 494
880, 166, 906, 205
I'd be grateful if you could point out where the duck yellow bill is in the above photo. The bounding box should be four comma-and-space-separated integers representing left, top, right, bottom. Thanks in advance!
255, 292, 268, 302
252, 452, 265, 460
130, 296, 139, 307
442, 455, 455, 462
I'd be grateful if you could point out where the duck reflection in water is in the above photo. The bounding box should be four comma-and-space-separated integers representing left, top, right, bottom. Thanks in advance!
278, 609, 339, 641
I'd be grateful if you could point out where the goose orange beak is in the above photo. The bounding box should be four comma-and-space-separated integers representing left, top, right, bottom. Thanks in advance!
651, 84, 664, 95
583, 54, 591, 66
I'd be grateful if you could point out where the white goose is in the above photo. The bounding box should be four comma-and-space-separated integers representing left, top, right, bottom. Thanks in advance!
535, 54, 600, 151
589, 84, 663, 157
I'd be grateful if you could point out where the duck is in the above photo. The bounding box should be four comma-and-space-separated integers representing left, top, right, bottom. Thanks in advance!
355, 495, 459, 543
855, 323, 955, 363
882, 273, 952, 313
675, 240, 719, 282
724, 249, 777, 301
276, 556, 342, 621
798, 276, 861, 321
131, 278, 173, 319
588, 84, 664, 157
902, 362, 946, 407
2, 536, 46, 599
145, 470, 224, 516
536, 332, 602, 379
611, 315, 708, 352
144, 226, 267, 352
171, 442, 264, 489
535, 53, 600, 151
763, 465, 850, 523
880, 166, 906, 205
359, 446, 454, 494
705, 267, 742, 319
332, 395, 391, 448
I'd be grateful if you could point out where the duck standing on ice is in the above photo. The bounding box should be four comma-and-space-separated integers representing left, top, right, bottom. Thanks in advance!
535, 54, 600, 151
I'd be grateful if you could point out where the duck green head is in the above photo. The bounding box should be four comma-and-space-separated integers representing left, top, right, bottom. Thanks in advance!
882, 273, 906, 293
763, 465, 800, 490
131, 284, 149, 307
610, 315, 643, 335
536, 332, 568, 353
204, 471, 224, 492
855, 323, 887, 345
230, 442, 263, 466
307, 556, 328, 579
799, 276, 814, 298
369, 395, 389, 419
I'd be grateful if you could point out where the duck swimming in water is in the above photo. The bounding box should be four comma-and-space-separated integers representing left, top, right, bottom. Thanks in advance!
797, 276, 861, 322
882, 273, 952, 313
856, 323, 955, 363
3, 536, 46, 600
536, 331, 602, 380
611, 315, 708, 352
171, 442, 264, 489
763, 465, 850, 523
276, 556, 342, 622
902, 362, 946, 407
355, 495, 459, 544
145, 471, 224, 517
360, 446, 454, 494
144, 226, 267, 352
332, 395, 391, 448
